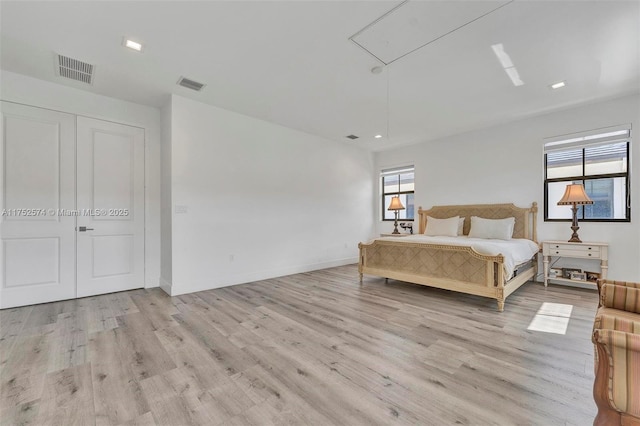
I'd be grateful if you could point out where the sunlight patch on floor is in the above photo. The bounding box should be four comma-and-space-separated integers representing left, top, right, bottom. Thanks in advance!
527, 302, 574, 335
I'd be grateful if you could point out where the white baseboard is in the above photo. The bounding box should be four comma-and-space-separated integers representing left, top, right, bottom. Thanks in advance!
169, 257, 358, 296
145, 277, 160, 289
159, 276, 173, 296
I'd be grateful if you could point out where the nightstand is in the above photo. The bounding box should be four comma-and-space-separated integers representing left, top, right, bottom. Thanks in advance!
380, 233, 412, 237
542, 241, 608, 287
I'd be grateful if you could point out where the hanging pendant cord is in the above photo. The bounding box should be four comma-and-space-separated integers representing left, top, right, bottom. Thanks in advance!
386, 66, 390, 140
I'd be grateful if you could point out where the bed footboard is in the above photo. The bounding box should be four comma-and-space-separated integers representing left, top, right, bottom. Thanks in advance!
358, 239, 534, 311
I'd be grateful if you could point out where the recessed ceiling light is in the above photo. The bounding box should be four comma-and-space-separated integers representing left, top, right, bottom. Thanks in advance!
123, 38, 143, 52
550, 81, 566, 89
374, 134, 382, 139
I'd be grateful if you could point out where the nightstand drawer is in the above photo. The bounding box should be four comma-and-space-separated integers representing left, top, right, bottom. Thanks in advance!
550, 248, 600, 258
547, 243, 600, 252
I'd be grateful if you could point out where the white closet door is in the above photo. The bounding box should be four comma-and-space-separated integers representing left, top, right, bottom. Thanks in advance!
0, 102, 76, 308
76, 117, 144, 298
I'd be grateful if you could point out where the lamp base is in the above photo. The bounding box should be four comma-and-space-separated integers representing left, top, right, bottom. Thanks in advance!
568, 225, 582, 243
392, 212, 400, 234
568, 204, 582, 242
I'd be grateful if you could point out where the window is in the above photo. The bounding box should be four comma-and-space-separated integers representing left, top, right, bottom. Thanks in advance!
544, 125, 631, 222
381, 166, 415, 221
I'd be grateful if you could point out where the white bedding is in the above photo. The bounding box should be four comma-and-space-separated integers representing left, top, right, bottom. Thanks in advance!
377, 235, 539, 280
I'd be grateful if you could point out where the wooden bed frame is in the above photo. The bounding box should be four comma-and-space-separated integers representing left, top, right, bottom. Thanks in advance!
358, 202, 538, 311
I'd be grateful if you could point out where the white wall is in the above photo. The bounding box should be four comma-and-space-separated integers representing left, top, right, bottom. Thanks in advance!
160, 100, 172, 291
0, 70, 162, 288
166, 95, 374, 295
376, 94, 640, 281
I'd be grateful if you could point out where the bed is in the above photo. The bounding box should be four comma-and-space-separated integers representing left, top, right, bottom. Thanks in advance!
358, 202, 539, 311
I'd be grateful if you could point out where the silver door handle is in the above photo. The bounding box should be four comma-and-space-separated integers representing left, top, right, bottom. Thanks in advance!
78, 226, 94, 232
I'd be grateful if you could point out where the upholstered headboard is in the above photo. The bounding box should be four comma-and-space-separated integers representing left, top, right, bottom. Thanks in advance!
417, 202, 538, 242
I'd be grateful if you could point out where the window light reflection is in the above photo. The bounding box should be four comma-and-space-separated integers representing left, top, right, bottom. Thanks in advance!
527, 302, 573, 335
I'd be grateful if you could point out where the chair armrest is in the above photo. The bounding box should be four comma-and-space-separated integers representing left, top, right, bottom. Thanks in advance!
593, 327, 640, 350
598, 278, 640, 294
600, 284, 640, 314
592, 329, 640, 417
594, 314, 640, 335
599, 279, 640, 288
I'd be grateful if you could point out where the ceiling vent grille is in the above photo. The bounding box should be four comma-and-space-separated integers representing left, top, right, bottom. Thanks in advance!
56, 54, 94, 85
346, 134, 359, 140
177, 76, 206, 91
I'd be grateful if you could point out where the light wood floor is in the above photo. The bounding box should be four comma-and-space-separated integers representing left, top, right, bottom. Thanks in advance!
1, 264, 599, 425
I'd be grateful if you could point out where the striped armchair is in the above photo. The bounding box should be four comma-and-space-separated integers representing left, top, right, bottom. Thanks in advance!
593, 279, 640, 426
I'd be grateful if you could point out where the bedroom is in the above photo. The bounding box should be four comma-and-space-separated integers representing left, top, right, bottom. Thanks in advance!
1, 1, 639, 425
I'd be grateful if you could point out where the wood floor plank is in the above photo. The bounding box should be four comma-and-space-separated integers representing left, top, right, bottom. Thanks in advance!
0, 307, 32, 344
222, 399, 283, 426
130, 290, 179, 331
0, 325, 54, 410
138, 371, 217, 426
195, 291, 252, 325
458, 351, 593, 425
216, 287, 263, 311
22, 302, 67, 329
32, 363, 94, 425
172, 310, 256, 377
114, 313, 177, 381
0, 399, 39, 426
174, 294, 242, 337
154, 326, 224, 374
105, 292, 140, 317
78, 295, 119, 334
230, 364, 334, 425
0, 307, 33, 378
242, 340, 394, 425
47, 310, 88, 373
89, 328, 150, 426
116, 411, 156, 426
201, 381, 257, 421
231, 285, 345, 338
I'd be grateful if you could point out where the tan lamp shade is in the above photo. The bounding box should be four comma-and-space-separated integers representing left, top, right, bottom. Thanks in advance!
557, 184, 594, 205
387, 196, 405, 211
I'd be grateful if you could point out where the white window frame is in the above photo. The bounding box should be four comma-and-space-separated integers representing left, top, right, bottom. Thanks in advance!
543, 124, 631, 222
381, 166, 415, 222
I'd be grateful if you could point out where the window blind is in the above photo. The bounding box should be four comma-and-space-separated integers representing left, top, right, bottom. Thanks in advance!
380, 165, 414, 176
544, 124, 631, 153
546, 142, 627, 167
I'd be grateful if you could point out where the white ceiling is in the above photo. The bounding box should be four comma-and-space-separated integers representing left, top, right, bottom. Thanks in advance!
1, 1, 638, 151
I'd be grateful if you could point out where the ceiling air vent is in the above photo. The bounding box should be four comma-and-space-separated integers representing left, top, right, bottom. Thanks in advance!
56, 54, 94, 85
346, 134, 359, 140
177, 76, 205, 92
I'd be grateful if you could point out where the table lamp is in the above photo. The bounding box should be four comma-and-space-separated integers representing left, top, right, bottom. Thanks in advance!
557, 183, 593, 243
387, 196, 405, 234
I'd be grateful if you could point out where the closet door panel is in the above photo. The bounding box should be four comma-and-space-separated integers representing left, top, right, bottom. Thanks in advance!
0, 102, 76, 308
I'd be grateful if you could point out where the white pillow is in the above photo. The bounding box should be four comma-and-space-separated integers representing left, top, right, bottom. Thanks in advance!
468, 216, 515, 240
457, 217, 465, 236
425, 216, 460, 237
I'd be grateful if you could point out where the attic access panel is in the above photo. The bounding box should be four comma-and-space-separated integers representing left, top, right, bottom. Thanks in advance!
350, 0, 512, 65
